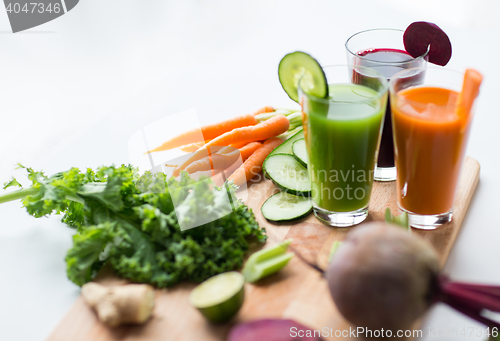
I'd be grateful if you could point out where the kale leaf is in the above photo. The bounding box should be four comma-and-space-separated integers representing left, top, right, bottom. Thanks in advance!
3, 165, 266, 287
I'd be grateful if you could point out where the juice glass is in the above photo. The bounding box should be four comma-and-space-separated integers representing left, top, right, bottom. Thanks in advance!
390, 67, 477, 229
346, 29, 428, 181
299, 65, 388, 227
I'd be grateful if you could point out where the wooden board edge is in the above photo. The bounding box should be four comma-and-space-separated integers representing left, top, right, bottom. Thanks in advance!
439, 156, 480, 267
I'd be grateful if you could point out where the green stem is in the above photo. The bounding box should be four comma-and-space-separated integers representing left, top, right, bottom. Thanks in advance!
0, 187, 39, 204
255, 109, 300, 122
278, 126, 303, 140
0, 188, 85, 205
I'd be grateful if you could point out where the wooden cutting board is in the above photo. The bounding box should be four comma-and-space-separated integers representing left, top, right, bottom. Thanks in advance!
47, 157, 480, 341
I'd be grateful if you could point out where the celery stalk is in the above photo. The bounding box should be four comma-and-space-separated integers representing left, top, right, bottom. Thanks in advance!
328, 241, 342, 263
0, 187, 38, 204
278, 126, 303, 140
0, 187, 84, 205
243, 239, 293, 283
385, 208, 410, 230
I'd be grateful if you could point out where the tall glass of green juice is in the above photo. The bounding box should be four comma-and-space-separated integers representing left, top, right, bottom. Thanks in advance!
299, 65, 388, 227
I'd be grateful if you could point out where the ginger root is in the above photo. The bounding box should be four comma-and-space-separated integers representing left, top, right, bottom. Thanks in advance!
81, 282, 155, 327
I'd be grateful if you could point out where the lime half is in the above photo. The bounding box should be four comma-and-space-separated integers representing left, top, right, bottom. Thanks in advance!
189, 271, 245, 323
278, 51, 328, 102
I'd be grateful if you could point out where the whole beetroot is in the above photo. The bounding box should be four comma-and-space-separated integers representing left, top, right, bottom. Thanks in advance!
326, 222, 440, 332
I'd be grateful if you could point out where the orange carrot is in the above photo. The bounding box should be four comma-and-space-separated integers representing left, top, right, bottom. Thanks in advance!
184, 156, 216, 174
213, 142, 261, 158
228, 138, 283, 186
230, 141, 249, 149
202, 115, 289, 150
452, 69, 483, 164
172, 115, 289, 177
179, 141, 206, 153
185, 151, 241, 174
184, 142, 261, 174
209, 143, 261, 186
456, 68, 483, 122
252, 106, 275, 116
170, 146, 213, 175
239, 142, 262, 161
147, 114, 258, 153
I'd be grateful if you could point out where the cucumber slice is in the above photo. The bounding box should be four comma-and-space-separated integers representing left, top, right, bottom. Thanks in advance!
278, 51, 328, 103
189, 271, 245, 323
263, 154, 311, 196
261, 192, 312, 222
292, 138, 308, 167
270, 128, 304, 156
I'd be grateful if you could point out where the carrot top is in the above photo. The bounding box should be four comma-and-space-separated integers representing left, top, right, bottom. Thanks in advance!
252, 106, 275, 116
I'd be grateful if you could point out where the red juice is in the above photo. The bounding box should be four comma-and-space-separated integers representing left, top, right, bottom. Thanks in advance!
353, 48, 425, 168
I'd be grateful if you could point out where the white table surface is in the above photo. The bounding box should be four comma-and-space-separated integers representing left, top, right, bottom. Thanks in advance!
0, 1, 499, 340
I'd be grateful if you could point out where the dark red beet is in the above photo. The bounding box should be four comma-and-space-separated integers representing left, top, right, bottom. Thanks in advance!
326, 222, 440, 332
325, 223, 500, 332
227, 319, 324, 341
403, 21, 452, 66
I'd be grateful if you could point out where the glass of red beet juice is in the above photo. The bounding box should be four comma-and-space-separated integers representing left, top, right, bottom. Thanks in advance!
346, 29, 428, 181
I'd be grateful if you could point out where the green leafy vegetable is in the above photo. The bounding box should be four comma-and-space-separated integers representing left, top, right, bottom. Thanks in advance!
3, 178, 22, 190
0, 165, 266, 287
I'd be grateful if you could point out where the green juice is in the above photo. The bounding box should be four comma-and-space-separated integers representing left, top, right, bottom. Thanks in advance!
304, 83, 385, 212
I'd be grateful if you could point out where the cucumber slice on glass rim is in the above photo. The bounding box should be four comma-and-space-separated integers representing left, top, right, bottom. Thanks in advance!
278, 51, 328, 103
189, 271, 245, 323
261, 191, 312, 222
292, 138, 308, 167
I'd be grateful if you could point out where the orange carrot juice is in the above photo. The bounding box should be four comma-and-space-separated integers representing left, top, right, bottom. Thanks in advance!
392, 86, 471, 215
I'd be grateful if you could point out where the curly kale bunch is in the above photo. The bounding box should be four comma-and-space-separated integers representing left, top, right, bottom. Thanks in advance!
1, 165, 266, 287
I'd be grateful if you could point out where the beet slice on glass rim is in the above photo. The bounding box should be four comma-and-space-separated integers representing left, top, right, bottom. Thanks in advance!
403, 21, 452, 66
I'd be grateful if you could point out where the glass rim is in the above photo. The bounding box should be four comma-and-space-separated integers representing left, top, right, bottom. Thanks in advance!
298, 64, 389, 105
345, 28, 429, 65
389, 66, 464, 107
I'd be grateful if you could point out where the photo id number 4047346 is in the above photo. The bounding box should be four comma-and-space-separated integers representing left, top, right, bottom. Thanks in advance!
429, 326, 499, 338
6, 2, 61, 14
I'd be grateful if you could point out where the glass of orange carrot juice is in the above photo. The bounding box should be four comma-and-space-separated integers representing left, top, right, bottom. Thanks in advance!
390, 66, 480, 229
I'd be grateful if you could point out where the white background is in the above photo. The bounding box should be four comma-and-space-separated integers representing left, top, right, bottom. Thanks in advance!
0, 1, 499, 340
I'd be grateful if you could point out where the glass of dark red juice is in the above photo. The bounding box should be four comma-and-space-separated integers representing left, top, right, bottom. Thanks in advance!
345, 29, 428, 181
